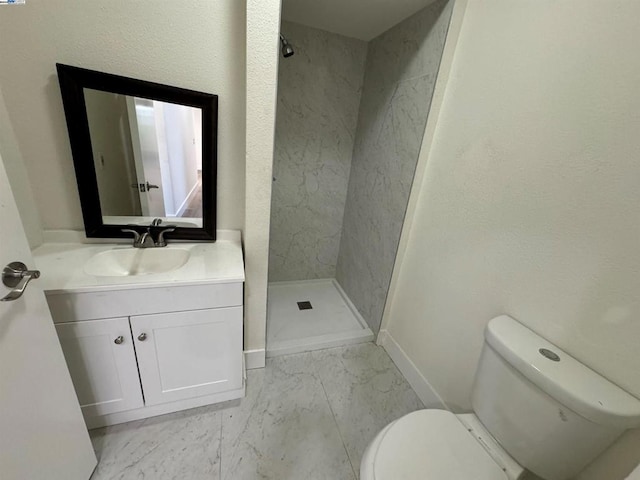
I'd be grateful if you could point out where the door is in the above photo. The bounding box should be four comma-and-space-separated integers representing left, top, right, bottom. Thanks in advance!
126, 96, 166, 216
131, 307, 243, 406
56, 317, 144, 418
0, 155, 96, 479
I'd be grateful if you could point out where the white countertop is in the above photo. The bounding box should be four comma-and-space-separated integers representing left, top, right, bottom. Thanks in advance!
33, 231, 244, 295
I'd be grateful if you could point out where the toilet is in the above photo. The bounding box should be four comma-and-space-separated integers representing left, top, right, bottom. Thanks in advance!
361, 315, 640, 480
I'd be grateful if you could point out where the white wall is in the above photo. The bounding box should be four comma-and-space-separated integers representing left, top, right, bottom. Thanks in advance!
161, 103, 199, 216
382, 0, 640, 478
0, 90, 43, 248
193, 109, 203, 171
0, 0, 246, 231
245, 0, 282, 362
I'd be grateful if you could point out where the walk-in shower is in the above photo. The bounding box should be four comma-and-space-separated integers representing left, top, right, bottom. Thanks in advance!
267, 1, 454, 356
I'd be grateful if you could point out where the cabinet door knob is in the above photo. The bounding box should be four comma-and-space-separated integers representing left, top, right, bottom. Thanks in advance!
138, 333, 147, 341
114, 335, 124, 345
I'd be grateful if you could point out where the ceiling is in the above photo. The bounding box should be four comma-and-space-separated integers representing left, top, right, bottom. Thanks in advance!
281, 0, 438, 41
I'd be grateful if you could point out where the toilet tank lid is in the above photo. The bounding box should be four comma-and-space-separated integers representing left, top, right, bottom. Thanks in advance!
485, 315, 640, 428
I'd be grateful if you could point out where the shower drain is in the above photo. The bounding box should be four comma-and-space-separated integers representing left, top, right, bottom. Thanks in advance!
297, 301, 313, 310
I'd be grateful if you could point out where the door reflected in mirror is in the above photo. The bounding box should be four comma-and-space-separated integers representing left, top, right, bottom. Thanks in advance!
84, 89, 203, 227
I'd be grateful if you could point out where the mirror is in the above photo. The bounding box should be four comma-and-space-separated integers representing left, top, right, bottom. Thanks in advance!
56, 64, 218, 240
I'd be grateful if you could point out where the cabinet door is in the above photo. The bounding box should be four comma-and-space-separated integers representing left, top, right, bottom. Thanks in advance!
55, 318, 144, 417
131, 307, 243, 406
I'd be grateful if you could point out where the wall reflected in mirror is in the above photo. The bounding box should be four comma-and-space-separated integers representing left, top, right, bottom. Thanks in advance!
84, 88, 203, 228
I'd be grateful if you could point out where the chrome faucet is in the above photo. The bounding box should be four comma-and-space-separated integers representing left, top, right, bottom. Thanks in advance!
121, 220, 176, 248
121, 228, 155, 248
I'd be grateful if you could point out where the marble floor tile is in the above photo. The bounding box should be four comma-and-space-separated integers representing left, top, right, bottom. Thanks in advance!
90, 404, 223, 480
88, 342, 422, 480
220, 353, 356, 480
311, 343, 424, 477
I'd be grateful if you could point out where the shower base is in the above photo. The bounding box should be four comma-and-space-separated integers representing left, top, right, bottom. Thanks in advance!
266, 278, 374, 357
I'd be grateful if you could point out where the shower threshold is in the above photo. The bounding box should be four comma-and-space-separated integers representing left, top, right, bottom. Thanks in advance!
266, 278, 374, 357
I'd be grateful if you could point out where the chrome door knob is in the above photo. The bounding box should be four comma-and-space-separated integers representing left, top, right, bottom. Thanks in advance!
138, 333, 147, 341
114, 336, 124, 345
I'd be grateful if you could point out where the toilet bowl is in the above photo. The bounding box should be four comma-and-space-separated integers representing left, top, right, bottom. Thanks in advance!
360, 410, 523, 480
361, 316, 640, 480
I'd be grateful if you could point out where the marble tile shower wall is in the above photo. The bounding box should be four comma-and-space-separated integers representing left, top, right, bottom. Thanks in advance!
336, 0, 454, 333
268, 22, 367, 281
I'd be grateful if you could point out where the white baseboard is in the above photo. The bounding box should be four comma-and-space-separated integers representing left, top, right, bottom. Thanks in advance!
244, 348, 266, 369
377, 329, 447, 409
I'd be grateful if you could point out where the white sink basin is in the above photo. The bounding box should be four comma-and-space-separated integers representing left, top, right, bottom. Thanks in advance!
84, 248, 190, 277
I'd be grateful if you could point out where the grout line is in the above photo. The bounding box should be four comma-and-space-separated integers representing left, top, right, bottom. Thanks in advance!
317, 369, 359, 480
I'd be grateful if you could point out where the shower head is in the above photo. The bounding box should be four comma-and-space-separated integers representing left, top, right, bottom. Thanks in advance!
279, 34, 295, 58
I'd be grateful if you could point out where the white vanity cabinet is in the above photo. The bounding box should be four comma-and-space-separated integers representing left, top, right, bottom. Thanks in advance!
47, 282, 245, 429
33, 235, 247, 429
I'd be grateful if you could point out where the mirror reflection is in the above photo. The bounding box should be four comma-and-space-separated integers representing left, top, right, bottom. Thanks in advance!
84, 88, 203, 228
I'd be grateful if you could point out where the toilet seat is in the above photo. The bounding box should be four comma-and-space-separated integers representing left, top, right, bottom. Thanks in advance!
360, 409, 508, 480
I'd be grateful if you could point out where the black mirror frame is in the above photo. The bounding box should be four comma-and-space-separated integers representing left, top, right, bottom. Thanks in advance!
56, 63, 217, 241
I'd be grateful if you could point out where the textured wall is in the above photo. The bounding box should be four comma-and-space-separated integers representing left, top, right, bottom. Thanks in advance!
0, 90, 43, 249
245, 0, 281, 362
336, 0, 453, 332
269, 22, 367, 281
383, 1, 640, 478
0, 0, 246, 232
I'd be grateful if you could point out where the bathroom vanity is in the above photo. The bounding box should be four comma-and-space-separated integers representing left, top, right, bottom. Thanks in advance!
32, 231, 245, 429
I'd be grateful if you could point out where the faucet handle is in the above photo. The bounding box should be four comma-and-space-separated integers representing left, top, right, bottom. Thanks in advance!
154, 226, 176, 247
121, 228, 141, 243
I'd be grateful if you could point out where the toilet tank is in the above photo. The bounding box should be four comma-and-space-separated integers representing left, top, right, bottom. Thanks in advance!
472, 316, 640, 480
